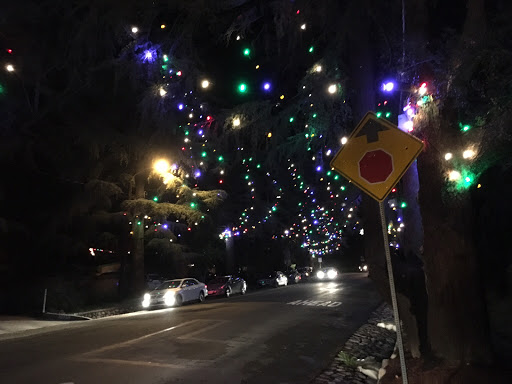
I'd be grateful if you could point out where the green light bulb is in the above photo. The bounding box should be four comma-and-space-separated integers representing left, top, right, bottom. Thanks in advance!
400, 202, 407, 208
243, 48, 251, 56
376, 112, 382, 118
238, 83, 247, 93
308, 46, 314, 53
289, 117, 294, 123
153, 196, 158, 202
385, 112, 391, 118
245, 175, 249, 180
312, 113, 317, 118
190, 202, 196, 208
218, 156, 223, 161
201, 151, 207, 157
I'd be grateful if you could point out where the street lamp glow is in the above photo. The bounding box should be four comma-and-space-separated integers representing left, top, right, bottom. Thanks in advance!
154, 159, 171, 175
328, 84, 337, 94
6, 64, 14, 72
201, 79, 210, 88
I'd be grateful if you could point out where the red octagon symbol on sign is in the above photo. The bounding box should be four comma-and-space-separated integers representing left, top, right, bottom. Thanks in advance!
358, 149, 394, 184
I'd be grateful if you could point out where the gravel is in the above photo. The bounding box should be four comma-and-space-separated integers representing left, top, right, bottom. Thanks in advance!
312, 303, 396, 384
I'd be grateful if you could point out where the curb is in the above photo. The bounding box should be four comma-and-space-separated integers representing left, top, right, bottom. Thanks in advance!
42, 312, 91, 321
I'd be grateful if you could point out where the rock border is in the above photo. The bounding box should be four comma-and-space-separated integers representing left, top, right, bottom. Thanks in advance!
312, 303, 396, 384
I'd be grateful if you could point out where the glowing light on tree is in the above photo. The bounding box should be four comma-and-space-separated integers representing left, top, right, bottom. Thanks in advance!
382, 81, 395, 92
5, 64, 14, 72
341, 137, 348, 145
328, 84, 337, 94
201, 80, 210, 88
448, 170, 461, 181
444, 153, 453, 160
462, 149, 476, 159
131, 26, 138, 33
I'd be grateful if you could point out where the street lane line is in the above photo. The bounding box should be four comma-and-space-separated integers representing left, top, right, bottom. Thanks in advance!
77, 319, 203, 357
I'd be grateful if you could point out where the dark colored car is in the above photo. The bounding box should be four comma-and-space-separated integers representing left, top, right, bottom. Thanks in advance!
287, 270, 302, 284
257, 271, 288, 287
207, 276, 247, 297
297, 267, 313, 281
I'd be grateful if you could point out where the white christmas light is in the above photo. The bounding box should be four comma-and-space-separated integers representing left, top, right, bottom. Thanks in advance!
448, 170, 461, 181
328, 84, 337, 94
6, 64, 14, 72
300, 24, 306, 30
462, 149, 476, 159
159, 88, 167, 97
315, 65, 322, 73
201, 80, 210, 88
233, 118, 241, 127
131, 27, 138, 33
341, 137, 348, 145
444, 152, 453, 160
403, 121, 414, 132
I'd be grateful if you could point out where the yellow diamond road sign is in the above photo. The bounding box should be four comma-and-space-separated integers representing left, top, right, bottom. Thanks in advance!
330, 111, 424, 202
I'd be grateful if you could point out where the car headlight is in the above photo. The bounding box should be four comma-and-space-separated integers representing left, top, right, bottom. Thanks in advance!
327, 269, 337, 279
363, 265, 368, 271
163, 291, 175, 306
317, 271, 325, 279
142, 293, 151, 308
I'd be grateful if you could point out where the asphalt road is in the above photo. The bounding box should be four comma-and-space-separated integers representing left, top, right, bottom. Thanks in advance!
0, 273, 380, 384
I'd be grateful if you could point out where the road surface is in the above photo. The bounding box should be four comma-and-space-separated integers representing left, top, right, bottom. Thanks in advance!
0, 273, 380, 384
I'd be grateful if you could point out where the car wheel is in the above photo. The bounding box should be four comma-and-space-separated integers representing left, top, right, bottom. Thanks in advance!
199, 291, 205, 303
241, 284, 247, 295
225, 288, 231, 298
175, 294, 183, 307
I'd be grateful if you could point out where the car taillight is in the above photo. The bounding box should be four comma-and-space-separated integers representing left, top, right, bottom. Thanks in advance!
205, 285, 207, 289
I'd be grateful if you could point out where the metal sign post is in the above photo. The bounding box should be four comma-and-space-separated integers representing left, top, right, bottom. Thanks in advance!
379, 201, 408, 384
330, 112, 423, 384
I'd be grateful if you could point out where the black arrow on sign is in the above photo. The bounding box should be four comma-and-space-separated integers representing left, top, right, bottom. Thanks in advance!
356, 119, 389, 143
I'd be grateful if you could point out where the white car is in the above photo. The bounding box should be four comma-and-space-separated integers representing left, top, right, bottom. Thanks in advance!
142, 278, 207, 308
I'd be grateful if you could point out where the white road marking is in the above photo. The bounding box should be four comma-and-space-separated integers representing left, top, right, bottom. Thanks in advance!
287, 300, 341, 307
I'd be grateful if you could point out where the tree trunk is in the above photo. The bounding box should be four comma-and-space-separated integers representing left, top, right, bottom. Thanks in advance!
348, 1, 425, 358
132, 173, 146, 293
417, 144, 492, 363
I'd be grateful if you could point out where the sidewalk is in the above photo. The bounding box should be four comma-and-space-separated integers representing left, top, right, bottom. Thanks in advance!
0, 315, 71, 336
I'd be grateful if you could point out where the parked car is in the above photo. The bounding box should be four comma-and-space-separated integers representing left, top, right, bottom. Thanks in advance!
257, 271, 288, 287
316, 267, 339, 281
287, 270, 302, 284
207, 275, 247, 297
142, 278, 207, 308
359, 264, 368, 272
297, 266, 313, 282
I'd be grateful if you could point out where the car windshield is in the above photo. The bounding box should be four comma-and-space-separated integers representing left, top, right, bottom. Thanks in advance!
156, 280, 182, 290
209, 277, 229, 284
